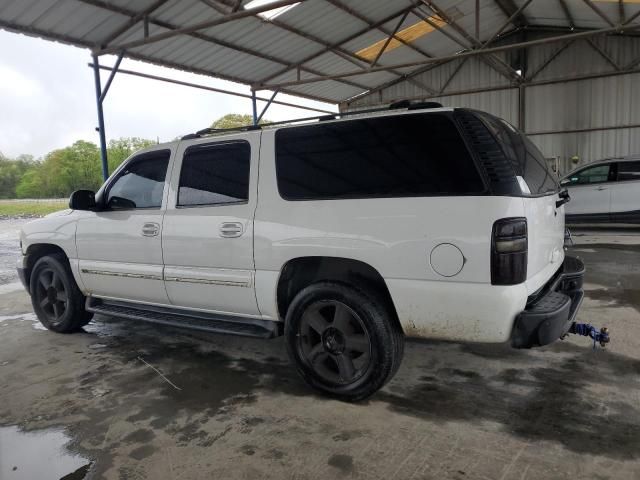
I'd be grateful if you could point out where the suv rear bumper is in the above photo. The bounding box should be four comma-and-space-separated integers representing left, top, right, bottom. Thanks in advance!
511, 256, 585, 348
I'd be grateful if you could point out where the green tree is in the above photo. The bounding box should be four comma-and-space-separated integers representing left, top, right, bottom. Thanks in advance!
211, 113, 271, 129
12, 137, 155, 199
107, 137, 156, 173
0, 154, 34, 198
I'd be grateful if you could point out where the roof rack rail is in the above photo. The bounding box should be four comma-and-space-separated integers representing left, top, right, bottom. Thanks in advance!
181, 101, 444, 140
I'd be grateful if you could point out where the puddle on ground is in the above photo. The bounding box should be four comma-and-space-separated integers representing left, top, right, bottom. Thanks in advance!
0, 425, 91, 479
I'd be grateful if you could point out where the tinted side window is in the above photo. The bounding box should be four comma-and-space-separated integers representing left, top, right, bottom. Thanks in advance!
107, 150, 170, 209
566, 164, 611, 185
275, 113, 484, 200
617, 161, 640, 181
178, 142, 250, 207
477, 113, 558, 195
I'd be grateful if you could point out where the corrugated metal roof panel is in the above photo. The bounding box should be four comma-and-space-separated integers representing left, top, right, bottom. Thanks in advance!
1, 0, 639, 105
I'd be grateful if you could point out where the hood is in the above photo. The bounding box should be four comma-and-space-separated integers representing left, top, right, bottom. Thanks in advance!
44, 208, 74, 218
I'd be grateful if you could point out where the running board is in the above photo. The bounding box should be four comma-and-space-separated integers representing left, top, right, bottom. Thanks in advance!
86, 298, 281, 339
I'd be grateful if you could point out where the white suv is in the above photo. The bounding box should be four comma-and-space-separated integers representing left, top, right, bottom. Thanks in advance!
17, 104, 584, 400
561, 155, 640, 224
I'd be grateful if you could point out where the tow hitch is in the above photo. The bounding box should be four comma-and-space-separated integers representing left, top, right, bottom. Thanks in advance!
565, 322, 610, 349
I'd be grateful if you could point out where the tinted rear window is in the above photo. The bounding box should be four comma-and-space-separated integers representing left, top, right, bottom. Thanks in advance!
275, 113, 485, 200
477, 113, 558, 195
178, 142, 250, 207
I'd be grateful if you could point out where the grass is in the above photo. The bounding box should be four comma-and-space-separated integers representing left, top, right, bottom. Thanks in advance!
0, 199, 67, 217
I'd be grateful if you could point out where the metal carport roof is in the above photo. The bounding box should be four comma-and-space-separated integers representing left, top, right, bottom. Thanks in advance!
1, 0, 640, 105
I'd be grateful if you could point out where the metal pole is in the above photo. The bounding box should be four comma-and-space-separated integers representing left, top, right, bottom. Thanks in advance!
92, 54, 109, 181
257, 90, 278, 123
251, 90, 258, 126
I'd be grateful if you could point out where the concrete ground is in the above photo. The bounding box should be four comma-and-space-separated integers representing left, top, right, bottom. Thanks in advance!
1, 220, 639, 479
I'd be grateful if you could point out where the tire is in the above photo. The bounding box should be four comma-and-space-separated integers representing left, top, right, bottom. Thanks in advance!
285, 281, 404, 401
29, 254, 93, 333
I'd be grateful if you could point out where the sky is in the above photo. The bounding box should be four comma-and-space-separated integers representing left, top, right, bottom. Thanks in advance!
0, 29, 335, 159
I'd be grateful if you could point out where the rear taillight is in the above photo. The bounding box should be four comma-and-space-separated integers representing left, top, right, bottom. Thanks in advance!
491, 218, 527, 285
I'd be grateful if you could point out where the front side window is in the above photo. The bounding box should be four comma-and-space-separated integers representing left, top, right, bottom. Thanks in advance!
106, 150, 170, 209
178, 141, 250, 207
565, 164, 611, 185
275, 113, 485, 201
617, 161, 640, 181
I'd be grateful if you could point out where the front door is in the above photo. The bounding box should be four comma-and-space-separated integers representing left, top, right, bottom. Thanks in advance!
76, 148, 173, 304
161, 133, 261, 317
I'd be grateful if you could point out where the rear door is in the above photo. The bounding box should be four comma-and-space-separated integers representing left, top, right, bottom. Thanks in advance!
610, 160, 640, 221
161, 132, 261, 316
562, 163, 613, 220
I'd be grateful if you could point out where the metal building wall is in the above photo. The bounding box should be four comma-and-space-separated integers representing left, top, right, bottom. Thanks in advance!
346, 35, 640, 174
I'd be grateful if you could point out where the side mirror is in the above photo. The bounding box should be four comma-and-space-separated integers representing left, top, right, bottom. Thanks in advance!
69, 190, 97, 211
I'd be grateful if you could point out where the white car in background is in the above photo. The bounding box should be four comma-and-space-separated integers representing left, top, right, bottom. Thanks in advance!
561, 155, 640, 224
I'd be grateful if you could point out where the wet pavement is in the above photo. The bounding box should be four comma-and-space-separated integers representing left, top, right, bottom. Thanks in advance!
0, 425, 90, 479
0, 221, 639, 479
0, 218, 28, 294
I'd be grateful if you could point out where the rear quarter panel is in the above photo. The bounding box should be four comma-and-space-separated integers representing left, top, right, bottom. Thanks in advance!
254, 129, 529, 342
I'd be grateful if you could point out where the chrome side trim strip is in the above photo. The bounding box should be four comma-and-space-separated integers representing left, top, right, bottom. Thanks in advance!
164, 276, 250, 288
81, 269, 163, 281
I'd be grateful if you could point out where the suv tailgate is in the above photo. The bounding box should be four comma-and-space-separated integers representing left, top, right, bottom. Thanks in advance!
523, 193, 565, 293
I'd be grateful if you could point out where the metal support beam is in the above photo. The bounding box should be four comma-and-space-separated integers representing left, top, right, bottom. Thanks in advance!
100, 0, 170, 46
92, 55, 109, 181
260, 23, 640, 90
325, 0, 435, 61
99, 50, 124, 102
257, 90, 278, 123
86, 0, 370, 94
475, 0, 480, 40
582, 0, 615, 27
439, 58, 468, 94
348, 64, 640, 108
527, 40, 574, 80
418, 1, 522, 81
97, 0, 303, 55
257, 4, 418, 85
558, 0, 576, 29
251, 90, 258, 126
482, 0, 533, 48
371, 11, 409, 67
518, 84, 525, 131
492, 0, 529, 27
586, 38, 620, 70
89, 63, 335, 114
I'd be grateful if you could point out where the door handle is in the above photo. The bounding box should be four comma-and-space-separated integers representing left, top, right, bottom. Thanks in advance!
220, 222, 243, 238
141, 222, 160, 237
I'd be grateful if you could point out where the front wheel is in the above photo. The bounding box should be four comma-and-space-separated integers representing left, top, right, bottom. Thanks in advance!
30, 254, 93, 333
285, 282, 404, 401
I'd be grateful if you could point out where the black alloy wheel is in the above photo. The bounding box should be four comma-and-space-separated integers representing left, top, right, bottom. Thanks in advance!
297, 300, 371, 385
33, 266, 69, 327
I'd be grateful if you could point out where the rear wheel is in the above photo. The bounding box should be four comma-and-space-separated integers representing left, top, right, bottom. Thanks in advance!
285, 282, 404, 401
30, 254, 92, 333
